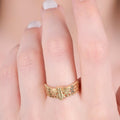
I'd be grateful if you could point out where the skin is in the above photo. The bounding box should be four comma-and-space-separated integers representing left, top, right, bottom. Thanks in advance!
0, 0, 120, 119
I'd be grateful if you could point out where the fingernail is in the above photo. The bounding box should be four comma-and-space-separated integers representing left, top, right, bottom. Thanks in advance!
43, 0, 58, 10
27, 21, 41, 29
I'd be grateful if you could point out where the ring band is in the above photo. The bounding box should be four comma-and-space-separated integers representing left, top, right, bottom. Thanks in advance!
44, 79, 80, 100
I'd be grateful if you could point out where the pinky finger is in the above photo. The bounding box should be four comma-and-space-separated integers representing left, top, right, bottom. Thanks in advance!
0, 45, 20, 120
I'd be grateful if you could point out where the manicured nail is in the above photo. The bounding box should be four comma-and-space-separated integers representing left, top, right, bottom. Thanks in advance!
43, 0, 58, 10
27, 21, 41, 29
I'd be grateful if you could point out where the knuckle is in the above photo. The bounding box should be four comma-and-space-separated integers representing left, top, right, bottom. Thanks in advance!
81, 39, 108, 62
45, 36, 70, 58
17, 48, 40, 71
0, 65, 15, 82
77, 1, 98, 21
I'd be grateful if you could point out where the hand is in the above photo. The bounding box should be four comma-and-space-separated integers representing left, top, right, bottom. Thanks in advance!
0, 0, 119, 120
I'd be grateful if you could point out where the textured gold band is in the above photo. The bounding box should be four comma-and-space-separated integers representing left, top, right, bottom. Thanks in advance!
44, 80, 80, 100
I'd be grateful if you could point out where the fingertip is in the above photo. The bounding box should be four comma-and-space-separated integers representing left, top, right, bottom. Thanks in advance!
42, 0, 58, 10
41, 0, 65, 21
21, 21, 42, 45
27, 21, 42, 29
22, 21, 42, 41
18, 22, 42, 58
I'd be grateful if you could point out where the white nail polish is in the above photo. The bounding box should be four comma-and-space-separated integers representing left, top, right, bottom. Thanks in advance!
79, 0, 84, 1
27, 21, 41, 29
43, 0, 58, 10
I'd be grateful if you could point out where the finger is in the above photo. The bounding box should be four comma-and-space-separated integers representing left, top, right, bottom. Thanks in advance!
42, 1, 82, 119
42, 1, 79, 93
0, 45, 20, 120
17, 22, 45, 119
42, 0, 80, 97
72, 0, 119, 119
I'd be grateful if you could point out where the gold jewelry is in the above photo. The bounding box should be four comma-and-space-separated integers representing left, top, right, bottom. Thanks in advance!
44, 80, 80, 100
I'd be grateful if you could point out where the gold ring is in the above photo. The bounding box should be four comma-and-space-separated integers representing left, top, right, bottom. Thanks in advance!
44, 79, 80, 100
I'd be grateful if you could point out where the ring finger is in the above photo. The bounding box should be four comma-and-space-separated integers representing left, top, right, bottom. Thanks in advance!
42, 1, 81, 119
